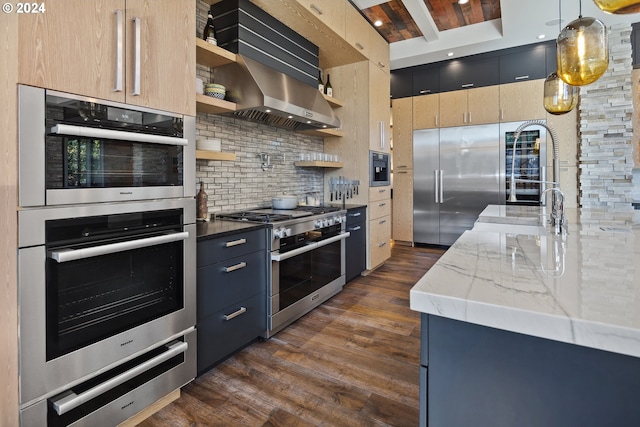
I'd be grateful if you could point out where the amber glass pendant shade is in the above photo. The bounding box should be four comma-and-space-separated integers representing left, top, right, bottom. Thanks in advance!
543, 72, 578, 115
557, 16, 609, 86
592, 0, 640, 13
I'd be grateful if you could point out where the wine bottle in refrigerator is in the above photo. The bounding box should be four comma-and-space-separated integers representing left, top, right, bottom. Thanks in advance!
325, 74, 333, 97
203, 11, 217, 45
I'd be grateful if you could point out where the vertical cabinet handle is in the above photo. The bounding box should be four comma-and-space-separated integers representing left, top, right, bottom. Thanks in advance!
223, 307, 247, 321
114, 10, 124, 92
132, 17, 141, 96
435, 115, 439, 127
378, 121, 385, 149
439, 169, 444, 203
500, 108, 504, 121
463, 112, 467, 124
468, 112, 472, 123
310, 4, 323, 14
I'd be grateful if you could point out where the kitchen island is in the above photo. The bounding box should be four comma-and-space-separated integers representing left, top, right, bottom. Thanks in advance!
410, 205, 640, 426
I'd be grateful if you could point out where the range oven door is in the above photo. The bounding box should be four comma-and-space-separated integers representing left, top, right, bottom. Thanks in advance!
269, 232, 349, 334
18, 85, 196, 207
18, 198, 196, 407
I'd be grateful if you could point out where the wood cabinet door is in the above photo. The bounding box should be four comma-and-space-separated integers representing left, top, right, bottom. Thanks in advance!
369, 215, 391, 268
499, 79, 545, 122
467, 86, 499, 125
439, 90, 468, 127
413, 93, 439, 130
344, 2, 370, 58
392, 170, 413, 242
393, 97, 413, 169
369, 63, 391, 152
369, 29, 390, 74
297, 0, 345, 37
125, 0, 195, 115
18, 0, 126, 103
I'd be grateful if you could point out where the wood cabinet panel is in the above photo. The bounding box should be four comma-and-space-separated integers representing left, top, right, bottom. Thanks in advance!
369, 186, 391, 202
499, 79, 546, 122
467, 85, 499, 125
392, 97, 413, 169
369, 215, 391, 268
439, 90, 468, 127
369, 62, 391, 152
392, 170, 413, 242
18, 0, 126, 104
369, 29, 390, 74
369, 198, 391, 220
344, 3, 370, 58
297, 0, 345, 37
413, 94, 439, 130
18, 0, 195, 115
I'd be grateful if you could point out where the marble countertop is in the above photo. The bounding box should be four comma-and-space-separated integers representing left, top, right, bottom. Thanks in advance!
410, 205, 640, 358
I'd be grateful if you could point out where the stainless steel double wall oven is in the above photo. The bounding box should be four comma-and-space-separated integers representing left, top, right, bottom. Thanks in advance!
17, 85, 197, 426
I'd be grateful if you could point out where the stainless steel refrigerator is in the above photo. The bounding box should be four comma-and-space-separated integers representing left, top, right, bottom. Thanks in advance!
413, 125, 501, 246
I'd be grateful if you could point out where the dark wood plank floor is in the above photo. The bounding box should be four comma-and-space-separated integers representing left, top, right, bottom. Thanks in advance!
139, 244, 445, 427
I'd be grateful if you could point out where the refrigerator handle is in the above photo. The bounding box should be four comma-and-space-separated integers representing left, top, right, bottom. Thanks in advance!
434, 170, 439, 203
439, 169, 444, 203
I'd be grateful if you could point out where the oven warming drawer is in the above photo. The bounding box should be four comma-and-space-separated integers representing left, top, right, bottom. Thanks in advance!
19, 329, 196, 427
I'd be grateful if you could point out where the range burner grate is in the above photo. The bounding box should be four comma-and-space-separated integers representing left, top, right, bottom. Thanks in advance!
217, 211, 294, 223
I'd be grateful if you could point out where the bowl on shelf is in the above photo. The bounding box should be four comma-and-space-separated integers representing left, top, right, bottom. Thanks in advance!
204, 83, 226, 99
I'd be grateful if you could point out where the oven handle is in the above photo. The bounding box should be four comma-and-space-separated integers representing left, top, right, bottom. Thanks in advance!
49, 124, 189, 146
271, 232, 350, 262
50, 340, 188, 416
49, 231, 189, 263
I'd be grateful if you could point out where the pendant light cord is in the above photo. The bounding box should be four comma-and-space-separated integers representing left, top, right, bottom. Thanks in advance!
579, 0, 582, 18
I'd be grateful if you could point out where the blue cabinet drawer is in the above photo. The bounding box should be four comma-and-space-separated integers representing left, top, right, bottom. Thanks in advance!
197, 291, 266, 374
197, 228, 267, 267
197, 250, 267, 318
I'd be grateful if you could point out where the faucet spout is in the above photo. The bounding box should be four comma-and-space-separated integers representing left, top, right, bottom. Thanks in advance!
540, 187, 566, 234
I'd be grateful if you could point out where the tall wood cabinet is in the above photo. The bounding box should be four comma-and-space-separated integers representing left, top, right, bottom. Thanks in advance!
17, 0, 195, 115
392, 97, 413, 243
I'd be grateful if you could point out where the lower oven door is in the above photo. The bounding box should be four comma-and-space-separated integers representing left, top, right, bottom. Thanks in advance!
269, 232, 348, 334
18, 199, 196, 407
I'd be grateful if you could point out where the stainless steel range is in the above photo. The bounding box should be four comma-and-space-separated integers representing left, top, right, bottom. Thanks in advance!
217, 206, 349, 337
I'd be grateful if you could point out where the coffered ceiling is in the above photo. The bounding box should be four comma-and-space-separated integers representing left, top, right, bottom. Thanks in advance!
352, 0, 639, 70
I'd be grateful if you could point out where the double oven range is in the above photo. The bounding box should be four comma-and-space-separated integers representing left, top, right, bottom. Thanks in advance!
218, 206, 350, 337
17, 85, 196, 426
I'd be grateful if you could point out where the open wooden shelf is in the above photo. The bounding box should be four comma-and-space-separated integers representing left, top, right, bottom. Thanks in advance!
294, 161, 343, 168
196, 93, 236, 115
299, 128, 344, 138
323, 94, 344, 108
196, 150, 237, 161
196, 38, 237, 68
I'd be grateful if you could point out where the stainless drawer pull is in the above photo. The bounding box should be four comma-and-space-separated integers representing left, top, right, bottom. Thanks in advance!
397, 165, 408, 168
379, 242, 387, 247
379, 219, 386, 224
225, 238, 246, 247
419, 89, 431, 94
356, 42, 364, 50
224, 306, 247, 321
350, 212, 361, 217
348, 226, 361, 232
397, 171, 408, 174
224, 261, 246, 273
461, 83, 474, 88
51, 340, 188, 415
515, 75, 530, 80
310, 4, 323, 14
379, 189, 386, 193
379, 202, 386, 207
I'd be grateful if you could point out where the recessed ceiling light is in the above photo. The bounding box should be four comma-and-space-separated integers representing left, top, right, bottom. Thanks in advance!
458, 0, 469, 4
374, 20, 383, 27
447, 52, 454, 57
537, 34, 546, 39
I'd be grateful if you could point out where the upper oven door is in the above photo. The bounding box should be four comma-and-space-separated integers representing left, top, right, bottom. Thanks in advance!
18, 85, 196, 207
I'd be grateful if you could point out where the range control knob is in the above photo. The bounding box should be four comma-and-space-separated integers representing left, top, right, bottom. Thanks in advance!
322, 219, 329, 227
314, 219, 323, 229
341, 215, 347, 223
273, 227, 285, 239
328, 217, 335, 226
284, 228, 292, 237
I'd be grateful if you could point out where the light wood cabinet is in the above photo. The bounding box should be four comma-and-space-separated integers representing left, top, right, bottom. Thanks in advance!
297, 0, 345, 37
369, 215, 391, 268
392, 170, 413, 243
344, 2, 370, 58
369, 198, 391, 221
369, 29, 390, 74
18, 0, 195, 115
499, 79, 546, 122
369, 186, 391, 202
439, 86, 499, 127
413, 93, 439, 130
392, 97, 413, 169
369, 62, 391, 152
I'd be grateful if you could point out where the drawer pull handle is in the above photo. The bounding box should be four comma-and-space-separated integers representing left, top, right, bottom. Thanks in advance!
348, 225, 361, 231
351, 212, 361, 217
310, 4, 323, 14
379, 189, 386, 193
225, 238, 246, 247
356, 42, 364, 50
515, 75, 529, 80
379, 242, 387, 247
224, 262, 247, 273
397, 171, 408, 174
419, 89, 431, 94
379, 202, 386, 207
461, 83, 474, 88
224, 306, 247, 321
379, 219, 386, 224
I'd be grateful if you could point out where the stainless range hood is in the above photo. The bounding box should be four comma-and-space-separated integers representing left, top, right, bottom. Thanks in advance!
213, 55, 340, 131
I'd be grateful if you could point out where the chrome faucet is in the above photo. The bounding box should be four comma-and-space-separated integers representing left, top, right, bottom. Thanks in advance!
540, 187, 566, 234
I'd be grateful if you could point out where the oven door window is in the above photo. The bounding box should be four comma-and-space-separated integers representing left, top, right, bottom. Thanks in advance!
276, 239, 341, 310
45, 136, 183, 189
46, 240, 184, 361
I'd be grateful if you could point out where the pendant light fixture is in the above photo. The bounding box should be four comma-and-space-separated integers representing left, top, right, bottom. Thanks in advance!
557, 0, 609, 86
544, 0, 579, 115
592, 0, 640, 14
